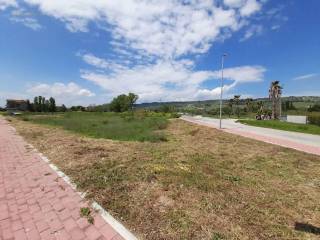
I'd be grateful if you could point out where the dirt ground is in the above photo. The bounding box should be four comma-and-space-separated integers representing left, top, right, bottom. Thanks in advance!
9, 118, 320, 240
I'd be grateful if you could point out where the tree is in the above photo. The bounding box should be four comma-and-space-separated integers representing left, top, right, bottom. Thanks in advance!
34, 97, 40, 112
233, 95, 241, 118
228, 99, 234, 116
44, 100, 49, 112
308, 104, 320, 112
269, 81, 282, 119
42, 97, 47, 112
109, 93, 139, 112
60, 104, 67, 112
48, 97, 56, 112
223, 106, 232, 117
26, 100, 34, 112
158, 105, 172, 113
38, 96, 43, 112
128, 93, 139, 110
245, 98, 253, 113
257, 101, 264, 115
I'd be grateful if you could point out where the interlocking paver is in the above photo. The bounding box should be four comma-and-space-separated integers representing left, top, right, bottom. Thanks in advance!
0, 117, 131, 240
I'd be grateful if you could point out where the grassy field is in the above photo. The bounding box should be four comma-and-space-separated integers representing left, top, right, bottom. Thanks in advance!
18, 111, 172, 142
238, 119, 320, 135
10, 114, 320, 240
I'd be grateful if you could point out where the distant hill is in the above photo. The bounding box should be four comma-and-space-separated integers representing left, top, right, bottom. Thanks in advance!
137, 96, 320, 109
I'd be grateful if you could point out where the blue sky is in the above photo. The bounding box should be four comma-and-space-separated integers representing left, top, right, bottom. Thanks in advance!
0, 0, 319, 107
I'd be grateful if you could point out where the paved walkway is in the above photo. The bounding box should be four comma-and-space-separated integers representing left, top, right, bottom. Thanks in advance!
181, 115, 320, 156
0, 118, 129, 240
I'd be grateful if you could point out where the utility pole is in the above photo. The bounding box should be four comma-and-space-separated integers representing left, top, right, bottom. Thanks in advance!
219, 54, 227, 129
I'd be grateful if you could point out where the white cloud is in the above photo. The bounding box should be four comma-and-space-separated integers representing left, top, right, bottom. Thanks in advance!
0, 0, 17, 10
81, 55, 266, 102
81, 53, 126, 72
22, 0, 264, 59
240, 0, 261, 17
293, 73, 318, 81
240, 24, 263, 41
27, 82, 95, 105
271, 25, 280, 31
9, 8, 42, 30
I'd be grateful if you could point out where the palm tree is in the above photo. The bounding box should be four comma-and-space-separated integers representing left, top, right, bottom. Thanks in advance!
269, 81, 282, 119
233, 95, 241, 118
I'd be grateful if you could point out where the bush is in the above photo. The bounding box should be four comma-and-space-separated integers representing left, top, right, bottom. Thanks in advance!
308, 113, 320, 126
308, 104, 320, 112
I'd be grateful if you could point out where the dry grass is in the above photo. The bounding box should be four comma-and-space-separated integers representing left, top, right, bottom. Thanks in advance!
10, 117, 320, 240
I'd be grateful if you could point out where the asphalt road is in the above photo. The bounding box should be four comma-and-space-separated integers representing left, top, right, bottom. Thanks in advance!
181, 115, 320, 148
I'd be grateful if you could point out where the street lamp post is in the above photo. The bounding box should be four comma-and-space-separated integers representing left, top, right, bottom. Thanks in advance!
219, 54, 227, 129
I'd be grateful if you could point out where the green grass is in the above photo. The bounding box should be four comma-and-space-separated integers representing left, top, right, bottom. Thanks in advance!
238, 119, 320, 135
18, 111, 171, 142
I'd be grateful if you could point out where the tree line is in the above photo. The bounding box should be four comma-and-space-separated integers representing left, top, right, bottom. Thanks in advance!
23, 93, 139, 113
26, 96, 67, 112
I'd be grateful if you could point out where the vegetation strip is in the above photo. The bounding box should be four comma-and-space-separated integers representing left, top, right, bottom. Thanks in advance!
238, 119, 320, 135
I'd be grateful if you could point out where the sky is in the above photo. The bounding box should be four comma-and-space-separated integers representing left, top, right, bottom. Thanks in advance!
0, 0, 319, 107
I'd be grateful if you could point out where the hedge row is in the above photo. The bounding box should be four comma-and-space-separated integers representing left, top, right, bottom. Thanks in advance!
308, 113, 320, 126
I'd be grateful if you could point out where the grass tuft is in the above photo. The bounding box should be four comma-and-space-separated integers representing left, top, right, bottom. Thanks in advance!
18, 112, 170, 142
80, 207, 94, 224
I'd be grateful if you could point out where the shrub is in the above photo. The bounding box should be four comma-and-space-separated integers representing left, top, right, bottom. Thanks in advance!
169, 112, 181, 118
308, 113, 320, 126
308, 104, 320, 112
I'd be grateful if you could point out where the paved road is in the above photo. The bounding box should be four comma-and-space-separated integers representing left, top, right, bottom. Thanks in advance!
0, 117, 129, 240
181, 115, 320, 155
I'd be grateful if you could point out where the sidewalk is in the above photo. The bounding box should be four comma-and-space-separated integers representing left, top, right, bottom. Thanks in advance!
0, 117, 133, 240
181, 116, 320, 156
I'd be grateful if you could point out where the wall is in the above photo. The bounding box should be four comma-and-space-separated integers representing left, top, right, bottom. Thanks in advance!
286, 115, 307, 124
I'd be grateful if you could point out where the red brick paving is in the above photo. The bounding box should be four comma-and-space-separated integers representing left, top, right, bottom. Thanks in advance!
0, 118, 125, 240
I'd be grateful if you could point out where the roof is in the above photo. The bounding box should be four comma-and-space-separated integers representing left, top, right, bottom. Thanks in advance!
6, 99, 27, 103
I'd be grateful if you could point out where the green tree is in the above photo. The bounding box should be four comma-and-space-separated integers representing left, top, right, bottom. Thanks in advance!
44, 100, 49, 112
245, 98, 253, 113
269, 81, 282, 119
39, 96, 43, 112
257, 101, 264, 115
109, 93, 139, 112
128, 93, 139, 110
60, 104, 67, 112
48, 97, 56, 112
233, 95, 241, 118
26, 100, 34, 112
223, 106, 232, 117
228, 99, 234, 116
41, 97, 47, 112
34, 96, 40, 112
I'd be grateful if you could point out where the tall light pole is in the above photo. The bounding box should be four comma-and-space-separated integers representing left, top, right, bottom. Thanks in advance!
219, 53, 227, 129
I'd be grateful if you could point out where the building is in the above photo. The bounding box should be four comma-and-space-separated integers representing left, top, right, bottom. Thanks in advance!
6, 99, 28, 111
